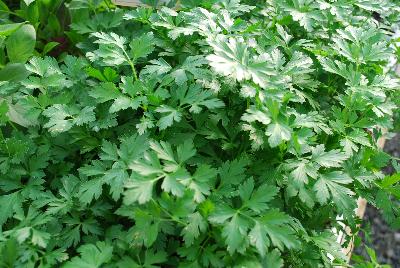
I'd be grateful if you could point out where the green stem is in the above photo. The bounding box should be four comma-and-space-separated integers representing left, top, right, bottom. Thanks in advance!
0, 10, 20, 17
104, 0, 113, 10
0, 129, 10, 157
136, 252, 142, 266
195, 234, 212, 258
129, 61, 138, 80
151, 199, 186, 225
238, 211, 255, 222
9, 121, 18, 132
122, 49, 138, 81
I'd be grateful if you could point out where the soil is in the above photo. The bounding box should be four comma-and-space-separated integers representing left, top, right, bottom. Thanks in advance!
354, 134, 400, 267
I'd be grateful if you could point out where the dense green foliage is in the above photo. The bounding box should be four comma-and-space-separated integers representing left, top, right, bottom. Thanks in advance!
1, 0, 400, 267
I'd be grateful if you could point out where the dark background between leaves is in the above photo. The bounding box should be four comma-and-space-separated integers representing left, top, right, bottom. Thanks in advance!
355, 134, 400, 267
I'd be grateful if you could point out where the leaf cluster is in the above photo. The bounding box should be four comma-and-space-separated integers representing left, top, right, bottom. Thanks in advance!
0, 0, 400, 267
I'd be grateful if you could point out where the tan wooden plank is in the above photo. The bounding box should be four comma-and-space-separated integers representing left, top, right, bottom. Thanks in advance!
112, 0, 142, 6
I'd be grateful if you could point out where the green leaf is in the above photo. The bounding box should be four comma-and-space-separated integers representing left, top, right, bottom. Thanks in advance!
313, 171, 354, 208
182, 212, 207, 246
0, 238, 18, 267
143, 250, 167, 267
90, 32, 129, 66
221, 214, 249, 255
119, 134, 149, 164
156, 105, 182, 130
62, 242, 113, 268
79, 178, 104, 204
332, 26, 392, 63
43, 104, 74, 133
0, 2, 397, 267
0, 63, 30, 82
150, 140, 176, 163
219, 157, 249, 187
312, 232, 347, 261
238, 178, 254, 202
262, 249, 284, 268
42, 41, 59, 56
279, 0, 324, 32
23, 0, 36, 5
100, 140, 119, 162
124, 178, 155, 204
208, 204, 237, 224
92, 31, 126, 49
171, 56, 211, 85
176, 139, 196, 163
0, 23, 23, 37
180, 84, 225, 113
142, 58, 172, 76
265, 122, 292, 148
311, 145, 348, 168
289, 162, 309, 184
380, 173, 400, 189
241, 106, 272, 125
131, 210, 160, 248
6, 24, 36, 63
249, 221, 270, 257
130, 32, 155, 61
73, 106, 96, 126
258, 210, 299, 250
207, 36, 251, 82
109, 96, 142, 113
104, 167, 129, 200
43, 105, 95, 134
129, 151, 163, 176
244, 184, 278, 213
0, 100, 9, 125
183, 164, 217, 202
376, 189, 397, 224
5, 100, 36, 127
0, 192, 20, 226
31, 229, 50, 248
89, 82, 121, 103
161, 169, 187, 197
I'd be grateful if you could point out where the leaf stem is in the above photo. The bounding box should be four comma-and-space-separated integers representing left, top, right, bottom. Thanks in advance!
239, 212, 254, 222
195, 234, 212, 258
0, 10, 19, 17
128, 60, 138, 81
9, 121, 19, 132
151, 199, 186, 225
104, 0, 113, 10
122, 49, 138, 81
0, 129, 10, 157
